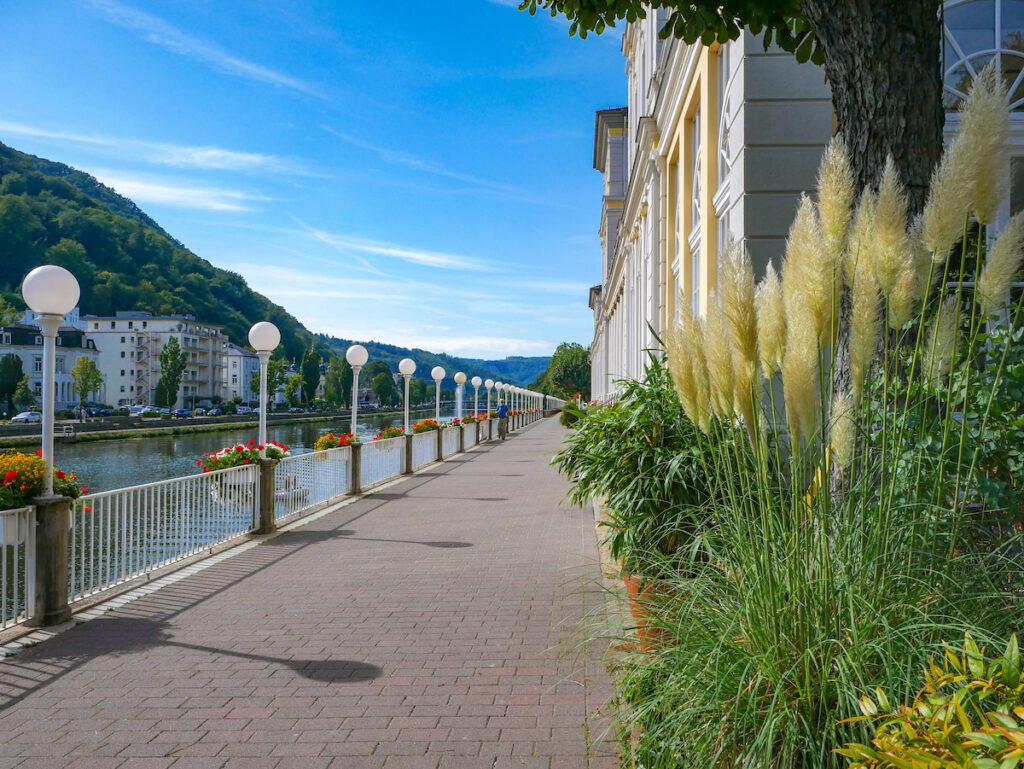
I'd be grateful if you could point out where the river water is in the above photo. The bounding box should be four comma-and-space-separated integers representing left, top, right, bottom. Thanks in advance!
54, 408, 444, 493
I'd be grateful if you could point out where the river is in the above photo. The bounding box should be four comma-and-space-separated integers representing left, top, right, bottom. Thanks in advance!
54, 408, 445, 493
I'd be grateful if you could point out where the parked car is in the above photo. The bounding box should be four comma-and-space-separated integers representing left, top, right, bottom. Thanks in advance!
236, 405, 252, 415
159, 408, 171, 416
98, 409, 113, 417
11, 411, 41, 423
173, 409, 192, 419
193, 408, 206, 417
289, 407, 305, 414
207, 408, 222, 417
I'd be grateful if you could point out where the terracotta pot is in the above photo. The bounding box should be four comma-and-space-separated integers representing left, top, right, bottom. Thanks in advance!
623, 573, 672, 651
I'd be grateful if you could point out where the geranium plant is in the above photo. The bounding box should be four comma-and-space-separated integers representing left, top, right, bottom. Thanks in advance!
313, 433, 358, 451
198, 439, 288, 472
413, 419, 441, 433
0, 450, 87, 510
374, 426, 404, 440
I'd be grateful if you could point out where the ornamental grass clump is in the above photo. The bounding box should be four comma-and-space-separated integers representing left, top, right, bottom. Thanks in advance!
615, 65, 1024, 769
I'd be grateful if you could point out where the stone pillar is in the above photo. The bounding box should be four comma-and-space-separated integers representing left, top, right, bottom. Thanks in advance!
350, 442, 362, 495
457, 425, 465, 453
403, 434, 413, 475
488, 418, 493, 441
435, 428, 444, 462
256, 459, 278, 535
474, 420, 480, 446
30, 495, 72, 627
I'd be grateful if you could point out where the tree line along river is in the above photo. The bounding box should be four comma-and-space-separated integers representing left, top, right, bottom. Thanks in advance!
53, 408, 442, 493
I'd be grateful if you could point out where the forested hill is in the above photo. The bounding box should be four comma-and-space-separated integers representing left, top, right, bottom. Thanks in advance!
0, 141, 324, 362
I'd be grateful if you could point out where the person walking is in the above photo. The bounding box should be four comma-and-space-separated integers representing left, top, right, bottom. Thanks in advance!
496, 400, 509, 440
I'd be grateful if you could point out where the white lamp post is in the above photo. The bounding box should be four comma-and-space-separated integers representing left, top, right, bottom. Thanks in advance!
346, 344, 369, 436
494, 381, 503, 407
454, 372, 466, 420
247, 321, 281, 458
399, 357, 416, 434
471, 376, 482, 418
22, 266, 80, 497
485, 379, 494, 416
431, 366, 445, 422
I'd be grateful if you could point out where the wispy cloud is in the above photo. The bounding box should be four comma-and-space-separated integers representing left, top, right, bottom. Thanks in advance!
292, 219, 497, 272
0, 119, 309, 175
85, 0, 324, 99
322, 126, 529, 198
91, 170, 266, 212
310, 325, 556, 358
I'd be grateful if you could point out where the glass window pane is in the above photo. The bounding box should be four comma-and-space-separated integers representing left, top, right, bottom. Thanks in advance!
946, 0, 996, 53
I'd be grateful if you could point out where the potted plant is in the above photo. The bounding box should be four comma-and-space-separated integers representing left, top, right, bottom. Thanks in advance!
313, 433, 357, 451
412, 418, 441, 433
374, 426, 404, 441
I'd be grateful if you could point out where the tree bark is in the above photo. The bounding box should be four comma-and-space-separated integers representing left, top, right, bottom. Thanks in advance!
801, 0, 944, 214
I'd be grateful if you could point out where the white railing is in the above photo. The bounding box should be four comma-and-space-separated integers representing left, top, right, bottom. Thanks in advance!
275, 447, 350, 521
412, 431, 437, 468
441, 426, 460, 457
69, 463, 258, 604
361, 436, 405, 488
0, 506, 34, 628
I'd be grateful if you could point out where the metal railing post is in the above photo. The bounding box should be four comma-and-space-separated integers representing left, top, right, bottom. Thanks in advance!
29, 494, 71, 627
257, 458, 278, 535
403, 434, 413, 474
458, 425, 465, 453
435, 428, 444, 461
350, 442, 363, 495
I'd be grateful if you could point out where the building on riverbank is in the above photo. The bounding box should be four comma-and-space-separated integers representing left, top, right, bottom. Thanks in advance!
0, 310, 102, 410
82, 311, 227, 408
223, 342, 259, 404
589, 1, 1024, 402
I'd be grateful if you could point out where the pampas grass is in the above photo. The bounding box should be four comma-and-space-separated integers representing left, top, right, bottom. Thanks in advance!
978, 211, 1024, 316
755, 262, 786, 377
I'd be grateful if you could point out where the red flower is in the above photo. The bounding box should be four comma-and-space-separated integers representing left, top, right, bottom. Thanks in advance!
80, 487, 88, 494
257, 445, 264, 450
243, 458, 250, 464
248, 439, 256, 445
20, 484, 27, 491
4, 471, 16, 482
196, 460, 202, 466
55, 470, 66, 480
84, 505, 92, 513
36, 450, 42, 457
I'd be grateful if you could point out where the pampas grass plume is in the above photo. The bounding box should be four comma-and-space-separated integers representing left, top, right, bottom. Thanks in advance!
783, 195, 832, 345
845, 191, 876, 288
817, 136, 855, 275
829, 392, 855, 472
925, 296, 959, 388
978, 211, 1024, 316
850, 259, 881, 405
872, 156, 911, 302
666, 317, 698, 423
704, 296, 735, 419
687, 315, 713, 433
782, 314, 819, 445
962, 64, 1009, 225
755, 262, 786, 377
720, 242, 759, 443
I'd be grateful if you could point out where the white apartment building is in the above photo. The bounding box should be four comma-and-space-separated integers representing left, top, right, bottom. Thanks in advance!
0, 310, 101, 411
223, 342, 259, 403
82, 311, 227, 408
590, 1, 1024, 401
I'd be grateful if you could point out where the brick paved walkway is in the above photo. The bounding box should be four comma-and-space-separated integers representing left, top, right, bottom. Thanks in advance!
0, 418, 616, 768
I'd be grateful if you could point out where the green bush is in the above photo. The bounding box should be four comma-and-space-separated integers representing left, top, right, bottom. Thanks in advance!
840, 634, 1023, 769
559, 402, 585, 427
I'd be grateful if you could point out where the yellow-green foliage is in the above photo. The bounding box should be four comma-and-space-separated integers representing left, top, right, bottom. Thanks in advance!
841, 634, 1024, 769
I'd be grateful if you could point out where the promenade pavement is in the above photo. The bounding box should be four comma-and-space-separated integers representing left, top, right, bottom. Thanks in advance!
0, 417, 617, 768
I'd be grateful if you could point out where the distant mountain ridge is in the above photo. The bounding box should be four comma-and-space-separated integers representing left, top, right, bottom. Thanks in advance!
321, 336, 549, 388
0, 140, 552, 382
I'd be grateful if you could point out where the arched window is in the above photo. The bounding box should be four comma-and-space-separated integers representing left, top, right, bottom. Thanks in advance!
944, 0, 1024, 109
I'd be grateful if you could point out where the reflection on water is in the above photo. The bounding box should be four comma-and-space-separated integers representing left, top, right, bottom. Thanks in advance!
55, 408, 442, 493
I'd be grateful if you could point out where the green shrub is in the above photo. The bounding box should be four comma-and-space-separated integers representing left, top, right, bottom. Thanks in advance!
559, 402, 585, 427
840, 634, 1023, 769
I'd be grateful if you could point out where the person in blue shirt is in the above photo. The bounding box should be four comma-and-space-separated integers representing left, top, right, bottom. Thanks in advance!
496, 401, 510, 440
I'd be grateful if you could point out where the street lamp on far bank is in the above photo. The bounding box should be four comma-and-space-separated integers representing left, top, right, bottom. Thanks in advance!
22, 265, 80, 496
399, 358, 416, 434
431, 366, 445, 422
346, 344, 369, 436
248, 321, 281, 458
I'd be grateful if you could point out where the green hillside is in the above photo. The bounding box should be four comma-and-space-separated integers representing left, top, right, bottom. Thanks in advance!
0, 141, 325, 361
320, 336, 549, 387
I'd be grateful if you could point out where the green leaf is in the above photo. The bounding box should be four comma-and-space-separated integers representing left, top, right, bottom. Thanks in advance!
966, 633, 986, 678
966, 732, 1009, 751
1003, 635, 1021, 689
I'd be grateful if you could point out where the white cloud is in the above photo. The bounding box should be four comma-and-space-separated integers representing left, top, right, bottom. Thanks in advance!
292, 220, 498, 272
311, 324, 556, 358
0, 120, 307, 174
92, 171, 265, 212
322, 127, 529, 198
85, 0, 324, 98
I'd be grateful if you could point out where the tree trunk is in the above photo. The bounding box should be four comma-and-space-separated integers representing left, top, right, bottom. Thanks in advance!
801, 0, 943, 497
801, 0, 944, 214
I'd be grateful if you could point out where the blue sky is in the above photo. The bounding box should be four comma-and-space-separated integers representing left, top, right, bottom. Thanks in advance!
1, 1, 625, 358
